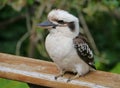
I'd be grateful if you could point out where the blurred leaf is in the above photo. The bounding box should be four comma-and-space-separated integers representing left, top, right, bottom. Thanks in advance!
0, 78, 29, 88
8, 0, 27, 11
102, 0, 120, 10
27, 0, 34, 5
111, 63, 120, 74
0, 0, 8, 9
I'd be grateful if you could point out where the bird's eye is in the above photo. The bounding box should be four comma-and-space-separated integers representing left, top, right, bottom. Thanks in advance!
57, 20, 64, 24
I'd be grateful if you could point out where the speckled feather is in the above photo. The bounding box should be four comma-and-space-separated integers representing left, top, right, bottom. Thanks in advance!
73, 33, 96, 69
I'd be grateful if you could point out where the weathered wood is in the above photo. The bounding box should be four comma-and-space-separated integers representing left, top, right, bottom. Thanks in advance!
0, 53, 120, 88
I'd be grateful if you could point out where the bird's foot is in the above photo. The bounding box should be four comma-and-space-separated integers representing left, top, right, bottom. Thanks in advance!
67, 73, 80, 82
55, 70, 65, 80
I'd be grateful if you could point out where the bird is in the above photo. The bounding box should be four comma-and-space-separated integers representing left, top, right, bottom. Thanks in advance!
37, 9, 96, 82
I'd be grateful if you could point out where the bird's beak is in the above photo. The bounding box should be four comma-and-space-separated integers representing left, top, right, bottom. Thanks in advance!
37, 20, 57, 29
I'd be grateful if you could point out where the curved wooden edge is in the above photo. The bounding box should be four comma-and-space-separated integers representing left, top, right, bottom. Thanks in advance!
0, 53, 120, 88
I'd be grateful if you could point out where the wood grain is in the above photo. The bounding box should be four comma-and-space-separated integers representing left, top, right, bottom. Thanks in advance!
0, 53, 120, 88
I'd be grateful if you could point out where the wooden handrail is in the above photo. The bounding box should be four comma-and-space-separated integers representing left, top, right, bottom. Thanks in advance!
0, 53, 120, 88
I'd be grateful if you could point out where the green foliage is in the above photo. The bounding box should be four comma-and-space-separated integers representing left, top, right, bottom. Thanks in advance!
86, 11, 120, 67
111, 63, 120, 74
27, 0, 34, 5
0, 6, 26, 54
0, 78, 29, 88
102, 0, 120, 9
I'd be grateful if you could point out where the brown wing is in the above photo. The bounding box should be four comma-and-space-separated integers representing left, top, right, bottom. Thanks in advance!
73, 33, 96, 69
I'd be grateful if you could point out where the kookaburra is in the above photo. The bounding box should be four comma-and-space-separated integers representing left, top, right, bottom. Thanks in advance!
37, 9, 96, 82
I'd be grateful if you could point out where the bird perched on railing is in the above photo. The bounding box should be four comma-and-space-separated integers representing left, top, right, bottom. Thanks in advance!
37, 9, 96, 82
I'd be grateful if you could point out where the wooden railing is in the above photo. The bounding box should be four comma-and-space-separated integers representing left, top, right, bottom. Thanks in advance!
0, 53, 120, 88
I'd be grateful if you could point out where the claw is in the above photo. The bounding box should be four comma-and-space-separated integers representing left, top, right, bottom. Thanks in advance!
55, 70, 65, 80
67, 73, 80, 82
55, 76, 58, 80
67, 78, 71, 82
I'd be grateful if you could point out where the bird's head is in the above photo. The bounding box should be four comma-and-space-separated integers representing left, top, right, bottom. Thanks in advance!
38, 9, 80, 38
